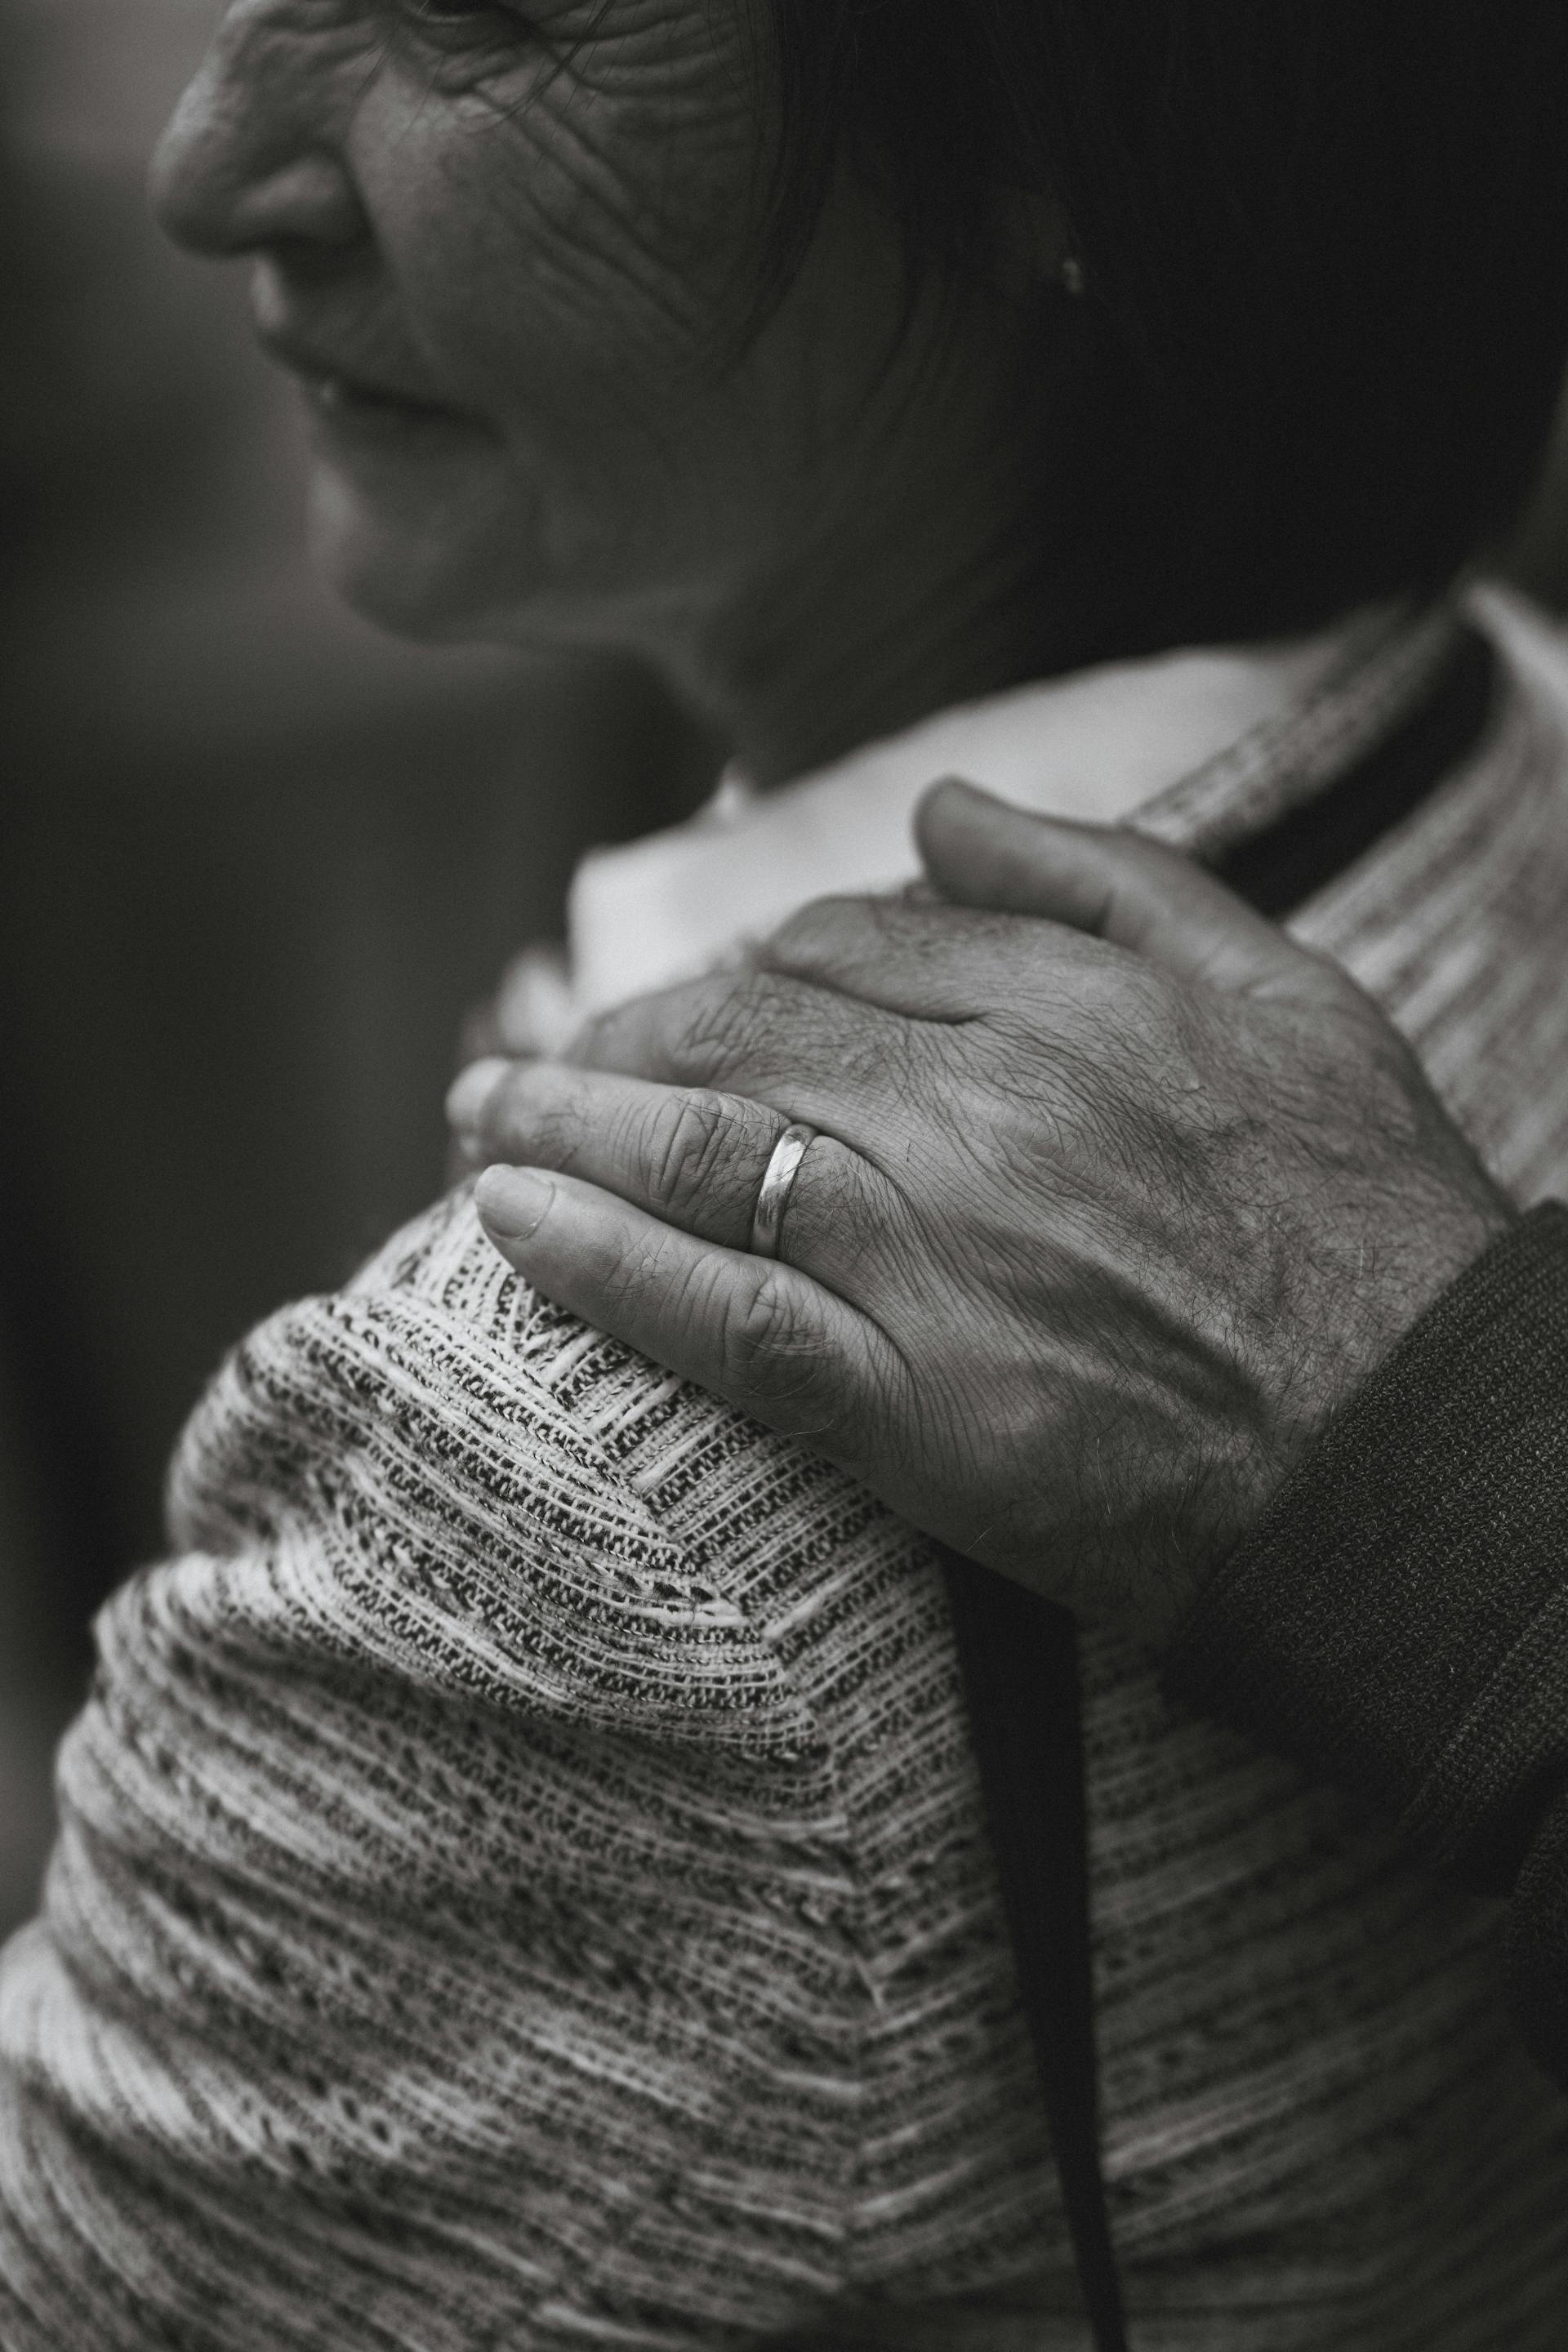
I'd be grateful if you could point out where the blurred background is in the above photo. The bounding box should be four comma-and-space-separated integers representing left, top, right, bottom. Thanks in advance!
3, 0, 1568, 1939
0, 0, 718, 1933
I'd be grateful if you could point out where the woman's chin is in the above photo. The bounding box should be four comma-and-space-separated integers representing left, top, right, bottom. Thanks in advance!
304, 456, 540, 646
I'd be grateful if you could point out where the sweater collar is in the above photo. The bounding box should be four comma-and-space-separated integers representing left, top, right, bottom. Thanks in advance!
568, 600, 1459, 1019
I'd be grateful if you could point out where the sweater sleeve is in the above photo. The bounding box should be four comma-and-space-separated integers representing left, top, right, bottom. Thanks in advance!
0, 1254, 858, 2350
1163, 1198, 1568, 2090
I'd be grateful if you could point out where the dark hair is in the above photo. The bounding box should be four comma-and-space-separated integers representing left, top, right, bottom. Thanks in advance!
767, 2, 1568, 647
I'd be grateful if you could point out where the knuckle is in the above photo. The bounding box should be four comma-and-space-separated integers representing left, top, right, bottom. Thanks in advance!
666, 973, 807, 1089
717, 1267, 838, 1428
639, 1089, 737, 1222
662, 980, 762, 1085
721, 1264, 804, 1382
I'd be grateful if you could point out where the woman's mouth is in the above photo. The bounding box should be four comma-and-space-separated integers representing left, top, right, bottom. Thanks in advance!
301, 371, 476, 440
252, 323, 481, 443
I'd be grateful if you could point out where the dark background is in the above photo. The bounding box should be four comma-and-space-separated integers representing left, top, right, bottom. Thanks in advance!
0, 0, 715, 1930
3, 0, 1568, 1936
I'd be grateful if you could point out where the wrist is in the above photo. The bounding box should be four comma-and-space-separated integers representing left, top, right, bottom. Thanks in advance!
1161, 1169, 1521, 1648
1162, 1202, 1568, 1891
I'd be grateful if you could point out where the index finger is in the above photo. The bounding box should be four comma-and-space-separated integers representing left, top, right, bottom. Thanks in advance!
473, 1161, 899, 1455
456, 1057, 908, 1300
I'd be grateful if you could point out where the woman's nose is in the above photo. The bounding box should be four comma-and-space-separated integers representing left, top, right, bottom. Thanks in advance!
149, 3, 368, 259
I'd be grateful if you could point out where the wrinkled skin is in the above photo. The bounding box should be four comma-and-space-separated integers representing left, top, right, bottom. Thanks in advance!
154, 4, 1516, 1647
150, 0, 1067, 778
452, 782, 1514, 1645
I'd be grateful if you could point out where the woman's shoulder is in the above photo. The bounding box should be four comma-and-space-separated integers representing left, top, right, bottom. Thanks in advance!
341, 1182, 931, 1596
169, 1183, 658, 1548
160, 1184, 934, 1748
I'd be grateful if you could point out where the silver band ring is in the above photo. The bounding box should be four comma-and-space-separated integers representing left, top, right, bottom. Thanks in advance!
749, 1123, 817, 1259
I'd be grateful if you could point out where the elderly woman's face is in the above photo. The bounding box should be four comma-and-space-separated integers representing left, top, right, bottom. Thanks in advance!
152, 0, 911, 650
150, 0, 921, 653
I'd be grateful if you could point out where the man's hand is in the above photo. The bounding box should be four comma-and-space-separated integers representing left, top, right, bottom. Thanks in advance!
448, 780, 1512, 1644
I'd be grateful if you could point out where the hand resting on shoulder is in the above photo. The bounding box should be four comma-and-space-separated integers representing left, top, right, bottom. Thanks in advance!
450, 778, 1512, 1646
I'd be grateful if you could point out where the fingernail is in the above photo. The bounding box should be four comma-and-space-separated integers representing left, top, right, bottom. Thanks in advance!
446, 1056, 510, 1140
474, 1164, 555, 1242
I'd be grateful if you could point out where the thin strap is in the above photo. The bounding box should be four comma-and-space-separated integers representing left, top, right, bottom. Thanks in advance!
938, 621, 1499, 2352
1210, 624, 1497, 915
940, 1562, 1127, 2350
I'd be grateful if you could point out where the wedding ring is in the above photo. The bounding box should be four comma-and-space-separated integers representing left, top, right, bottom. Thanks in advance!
748, 1124, 817, 1259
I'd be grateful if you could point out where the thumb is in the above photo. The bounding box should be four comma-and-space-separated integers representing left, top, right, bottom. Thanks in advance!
915, 776, 1320, 998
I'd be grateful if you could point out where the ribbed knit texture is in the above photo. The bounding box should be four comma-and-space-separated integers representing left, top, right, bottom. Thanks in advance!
1165, 1204, 1568, 2041
5, 591, 1568, 2348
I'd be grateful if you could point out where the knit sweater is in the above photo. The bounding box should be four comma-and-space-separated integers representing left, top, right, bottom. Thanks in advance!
1166, 1198, 1568, 2093
5, 593, 1568, 2350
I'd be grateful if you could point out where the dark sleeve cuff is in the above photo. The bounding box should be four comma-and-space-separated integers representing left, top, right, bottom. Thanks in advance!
1162, 1200, 1568, 1897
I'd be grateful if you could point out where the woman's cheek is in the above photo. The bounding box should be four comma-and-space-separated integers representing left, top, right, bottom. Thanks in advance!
394, 13, 767, 388
323, 16, 775, 626
516, 133, 756, 378
398, 128, 767, 558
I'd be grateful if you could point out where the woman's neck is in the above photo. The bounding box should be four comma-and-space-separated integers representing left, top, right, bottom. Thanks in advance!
701, 517, 1103, 791
649, 305, 1138, 791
